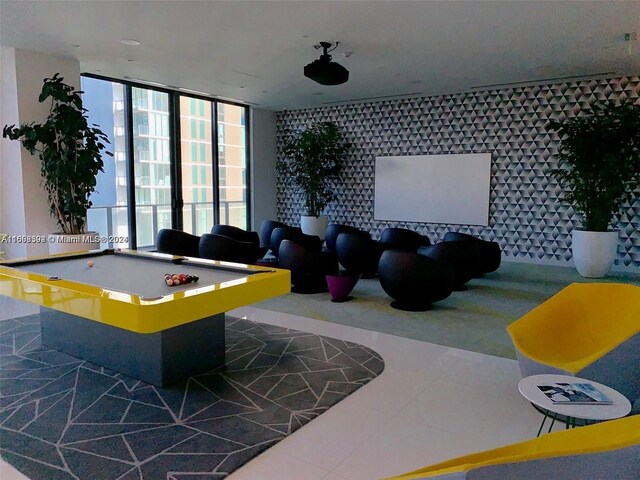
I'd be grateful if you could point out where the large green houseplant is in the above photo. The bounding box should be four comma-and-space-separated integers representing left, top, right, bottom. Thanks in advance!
3, 74, 111, 251
277, 121, 350, 238
547, 101, 640, 277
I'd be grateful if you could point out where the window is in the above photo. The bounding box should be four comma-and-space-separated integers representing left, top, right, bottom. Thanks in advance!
84, 76, 250, 246
180, 96, 214, 235
217, 103, 247, 226
132, 88, 147, 109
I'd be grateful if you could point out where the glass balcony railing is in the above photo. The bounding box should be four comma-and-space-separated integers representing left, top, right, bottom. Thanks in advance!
87, 201, 247, 249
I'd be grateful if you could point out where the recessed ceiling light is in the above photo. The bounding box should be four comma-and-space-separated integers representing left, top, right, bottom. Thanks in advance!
261, 90, 267, 94
312, 92, 324, 95
72, 44, 80, 48
121, 39, 141, 46
127, 59, 134, 62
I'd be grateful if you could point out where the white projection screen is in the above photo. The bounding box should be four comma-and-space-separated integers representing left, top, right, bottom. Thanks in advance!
374, 154, 491, 226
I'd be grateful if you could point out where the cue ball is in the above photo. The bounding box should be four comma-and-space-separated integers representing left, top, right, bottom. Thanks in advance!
87, 261, 94, 268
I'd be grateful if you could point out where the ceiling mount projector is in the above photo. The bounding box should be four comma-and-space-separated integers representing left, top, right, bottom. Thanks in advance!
304, 41, 349, 86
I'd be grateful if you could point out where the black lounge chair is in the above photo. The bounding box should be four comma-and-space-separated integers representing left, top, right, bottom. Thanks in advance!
380, 227, 431, 252
325, 224, 370, 253
335, 231, 386, 278
418, 241, 481, 290
278, 239, 338, 293
211, 224, 266, 258
156, 228, 201, 258
259, 220, 288, 250
270, 226, 321, 258
378, 250, 454, 311
199, 233, 261, 264
443, 231, 501, 275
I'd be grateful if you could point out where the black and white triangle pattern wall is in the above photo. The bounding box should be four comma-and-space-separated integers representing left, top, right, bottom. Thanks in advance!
275, 76, 640, 268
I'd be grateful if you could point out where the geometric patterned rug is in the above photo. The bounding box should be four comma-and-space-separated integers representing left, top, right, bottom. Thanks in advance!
0, 313, 384, 479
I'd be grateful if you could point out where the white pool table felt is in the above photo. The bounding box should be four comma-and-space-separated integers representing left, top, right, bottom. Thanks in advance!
15, 253, 260, 299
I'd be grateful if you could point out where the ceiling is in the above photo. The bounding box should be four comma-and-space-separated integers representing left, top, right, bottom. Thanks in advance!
1, 1, 638, 111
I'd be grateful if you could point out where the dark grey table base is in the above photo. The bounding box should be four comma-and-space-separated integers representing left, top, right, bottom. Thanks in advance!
40, 307, 225, 387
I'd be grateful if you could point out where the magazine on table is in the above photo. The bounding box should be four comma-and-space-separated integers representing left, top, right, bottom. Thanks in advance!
536, 382, 612, 405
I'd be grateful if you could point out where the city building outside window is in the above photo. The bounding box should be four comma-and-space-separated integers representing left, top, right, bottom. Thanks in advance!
83, 76, 249, 247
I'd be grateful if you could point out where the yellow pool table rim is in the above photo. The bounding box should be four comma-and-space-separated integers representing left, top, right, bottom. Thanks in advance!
0, 249, 291, 334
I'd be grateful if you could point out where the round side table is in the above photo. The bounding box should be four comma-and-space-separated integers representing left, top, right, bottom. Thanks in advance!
518, 374, 631, 437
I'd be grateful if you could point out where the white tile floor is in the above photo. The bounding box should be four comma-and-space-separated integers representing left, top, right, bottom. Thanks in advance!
0, 306, 559, 480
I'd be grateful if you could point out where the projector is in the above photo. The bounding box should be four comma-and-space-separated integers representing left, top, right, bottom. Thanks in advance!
304, 42, 349, 86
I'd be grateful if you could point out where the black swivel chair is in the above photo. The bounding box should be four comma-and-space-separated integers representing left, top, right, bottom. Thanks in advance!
443, 231, 502, 275
325, 224, 370, 253
335, 231, 386, 278
278, 239, 339, 293
211, 224, 266, 258
418, 241, 481, 290
156, 229, 201, 258
378, 250, 454, 311
270, 226, 322, 258
380, 227, 431, 252
259, 220, 288, 251
199, 233, 260, 264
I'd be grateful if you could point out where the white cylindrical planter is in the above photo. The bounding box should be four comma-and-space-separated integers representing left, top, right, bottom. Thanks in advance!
571, 230, 618, 278
300, 215, 329, 240
48, 232, 101, 255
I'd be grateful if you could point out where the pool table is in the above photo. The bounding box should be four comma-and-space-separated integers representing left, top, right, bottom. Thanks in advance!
0, 249, 291, 386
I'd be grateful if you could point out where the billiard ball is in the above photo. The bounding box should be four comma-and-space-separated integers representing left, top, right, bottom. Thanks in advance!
87, 260, 94, 268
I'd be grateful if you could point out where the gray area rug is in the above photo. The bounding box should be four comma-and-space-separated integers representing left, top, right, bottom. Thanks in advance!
0, 314, 384, 479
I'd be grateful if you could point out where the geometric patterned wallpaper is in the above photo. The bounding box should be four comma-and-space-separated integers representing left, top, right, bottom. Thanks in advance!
276, 76, 640, 268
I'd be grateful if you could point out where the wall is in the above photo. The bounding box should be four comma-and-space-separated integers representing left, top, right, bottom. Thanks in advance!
0, 48, 80, 258
250, 108, 278, 231
0, 46, 26, 259
276, 76, 640, 269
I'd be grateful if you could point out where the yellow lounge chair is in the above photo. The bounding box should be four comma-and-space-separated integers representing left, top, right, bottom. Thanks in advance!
506, 282, 640, 402
386, 415, 639, 479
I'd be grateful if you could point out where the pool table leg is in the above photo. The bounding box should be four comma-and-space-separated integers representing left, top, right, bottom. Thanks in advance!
40, 307, 225, 387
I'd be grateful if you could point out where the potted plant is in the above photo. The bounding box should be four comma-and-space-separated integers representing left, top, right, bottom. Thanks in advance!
3, 73, 112, 254
277, 121, 350, 239
548, 101, 640, 277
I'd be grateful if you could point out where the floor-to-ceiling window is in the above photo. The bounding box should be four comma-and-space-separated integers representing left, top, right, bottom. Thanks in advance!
180, 96, 214, 236
82, 76, 129, 249
132, 87, 172, 247
217, 103, 248, 227
82, 75, 250, 248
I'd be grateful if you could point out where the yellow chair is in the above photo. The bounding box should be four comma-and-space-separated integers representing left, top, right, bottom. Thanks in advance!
386, 415, 640, 479
506, 282, 640, 402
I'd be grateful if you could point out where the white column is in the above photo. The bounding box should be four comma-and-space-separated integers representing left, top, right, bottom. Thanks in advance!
250, 108, 278, 231
0, 48, 80, 258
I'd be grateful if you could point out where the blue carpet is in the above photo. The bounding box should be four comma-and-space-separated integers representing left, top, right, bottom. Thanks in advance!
0, 314, 384, 479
